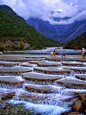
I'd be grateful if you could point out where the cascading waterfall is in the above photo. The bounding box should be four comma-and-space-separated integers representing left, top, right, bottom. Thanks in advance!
0, 54, 86, 115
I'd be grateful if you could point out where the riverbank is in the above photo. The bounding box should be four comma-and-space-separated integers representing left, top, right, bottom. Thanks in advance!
0, 100, 39, 115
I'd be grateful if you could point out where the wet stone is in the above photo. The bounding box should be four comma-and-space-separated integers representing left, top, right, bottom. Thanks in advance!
33, 67, 72, 74
69, 112, 79, 115
29, 60, 45, 64
24, 84, 63, 93
0, 66, 32, 73
82, 98, 86, 105
61, 111, 70, 115
0, 56, 45, 62
75, 74, 86, 80
62, 66, 86, 72
0, 76, 24, 85
37, 61, 61, 67
0, 88, 15, 100
47, 57, 86, 62
20, 63, 36, 67
55, 78, 86, 88
61, 89, 86, 96
61, 61, 84, 66
18, 90, 72, 104
72, 100, 83, 112
1, 92, 15, 100
0, 73, 23, 76
0, 83, 23, 89
22, 72, 64, 82
78, 93, 86, 101
0, 61, 20, 67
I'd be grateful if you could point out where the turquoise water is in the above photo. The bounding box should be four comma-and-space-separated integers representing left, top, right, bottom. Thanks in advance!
4, 49, 81, 55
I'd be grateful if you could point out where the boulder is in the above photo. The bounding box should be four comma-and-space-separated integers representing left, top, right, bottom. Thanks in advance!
61, 111, 70, 115
84, 110, 86, 114
82, 98, 86, 105
78, 93, 86, 101
72, 100, 83, 112
69, 112, 79, 115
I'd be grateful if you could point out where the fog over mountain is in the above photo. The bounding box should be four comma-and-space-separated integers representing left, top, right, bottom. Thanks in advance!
0, 0, 86, 25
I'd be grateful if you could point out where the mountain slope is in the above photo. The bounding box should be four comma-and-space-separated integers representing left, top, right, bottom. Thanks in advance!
26, 18, 86, 43
0, 6, 61, 51
64, 32, 86, 49
0, 5, 26, 24
63, 21, 86, 43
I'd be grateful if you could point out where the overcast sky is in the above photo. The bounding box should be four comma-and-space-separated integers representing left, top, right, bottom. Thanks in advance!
0, 0, 86, 25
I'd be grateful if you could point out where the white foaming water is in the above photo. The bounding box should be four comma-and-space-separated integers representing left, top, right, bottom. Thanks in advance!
17, 76, 25, 81
14, 88, 72, 100
9, 99, 67, 115
0, 52, 86, 115
61, 88, 86, 95
0, 87, 10, 92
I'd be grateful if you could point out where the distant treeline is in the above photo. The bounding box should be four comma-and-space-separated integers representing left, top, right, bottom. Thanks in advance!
64, 32, 86, 49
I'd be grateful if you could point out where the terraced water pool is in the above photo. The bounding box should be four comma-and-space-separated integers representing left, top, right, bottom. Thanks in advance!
0, 54, 86, 115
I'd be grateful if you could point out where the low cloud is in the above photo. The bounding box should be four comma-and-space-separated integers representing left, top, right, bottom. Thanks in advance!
0, 0, 86, 25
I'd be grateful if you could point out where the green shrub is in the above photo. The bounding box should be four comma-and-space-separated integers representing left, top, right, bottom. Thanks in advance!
20, 44, 24, 50
0, 46, 6, 51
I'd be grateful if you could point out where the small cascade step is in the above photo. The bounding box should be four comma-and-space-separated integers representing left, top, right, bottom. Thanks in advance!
29, 60, 45, 64
61, 61, 83, 66
0, 66, 32, 73
62, 66, 86, 72
61, 88, 86, 96
0, 76, 24, 84
22, 72, 64, 82
75, 74, 86, 80
3, 58, 45, 62
37, 61, 61, 67
17, 90, 72, 103
20, 63, 37, 67
0, 56, 45, 62
55, 77, 86, 87
0, 88, 15, 100
0, 61, 20, 66
24, 56, 46, 58
47, 57, 86, 62
34, 67, 72, 74
24, 84, 63, 93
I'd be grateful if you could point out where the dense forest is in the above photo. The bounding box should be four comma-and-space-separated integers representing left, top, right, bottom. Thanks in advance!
0, 5, 62, 51
64, 32, 86, 49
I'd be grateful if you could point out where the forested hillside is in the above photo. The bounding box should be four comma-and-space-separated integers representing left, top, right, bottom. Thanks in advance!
0, 5, 61, 51
0, 5, 26, 24
64, 32, 86, 49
